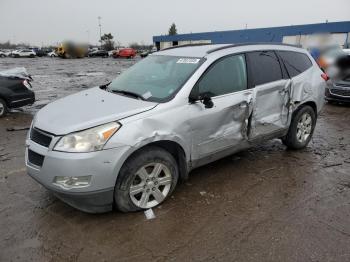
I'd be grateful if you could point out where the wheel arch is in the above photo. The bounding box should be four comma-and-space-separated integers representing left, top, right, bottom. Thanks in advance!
0, 95, 9, 106
119, 140, 189, 182
294, 100, 317, 117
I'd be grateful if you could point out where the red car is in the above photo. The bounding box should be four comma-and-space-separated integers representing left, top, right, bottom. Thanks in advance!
113, 48, 136, 59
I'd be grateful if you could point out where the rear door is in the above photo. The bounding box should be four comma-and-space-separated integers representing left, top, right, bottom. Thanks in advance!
247, 50, 291, 139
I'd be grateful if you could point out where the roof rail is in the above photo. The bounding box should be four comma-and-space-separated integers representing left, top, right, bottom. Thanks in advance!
161, 43, 213, 51
206, 42, 301, 54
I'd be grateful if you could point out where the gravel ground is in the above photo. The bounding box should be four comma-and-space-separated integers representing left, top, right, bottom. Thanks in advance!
0, 57, 137, 113
0, 57, 350, 262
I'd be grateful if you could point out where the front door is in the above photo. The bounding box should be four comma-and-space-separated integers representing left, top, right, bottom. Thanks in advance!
188, 54, 253, 161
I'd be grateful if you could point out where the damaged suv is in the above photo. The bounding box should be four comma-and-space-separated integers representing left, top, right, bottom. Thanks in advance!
26, 43, 326, 213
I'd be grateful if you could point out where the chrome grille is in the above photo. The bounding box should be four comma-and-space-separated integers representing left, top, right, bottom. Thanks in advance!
330, 88, 350, 97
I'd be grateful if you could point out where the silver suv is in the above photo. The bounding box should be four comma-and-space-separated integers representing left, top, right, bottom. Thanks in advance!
26, 44, 326, 213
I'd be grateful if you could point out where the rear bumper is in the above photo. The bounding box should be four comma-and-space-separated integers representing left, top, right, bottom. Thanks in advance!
8, 90, 35, 108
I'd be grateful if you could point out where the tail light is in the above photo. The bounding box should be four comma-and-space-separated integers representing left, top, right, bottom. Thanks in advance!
23, 80, 32, 89
321, 73, 329, 81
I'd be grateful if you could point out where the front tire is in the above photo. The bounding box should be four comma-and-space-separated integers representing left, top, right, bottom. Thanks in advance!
0, 98, 8, 117
282, 105, 316, 149
114, 146, 179, 212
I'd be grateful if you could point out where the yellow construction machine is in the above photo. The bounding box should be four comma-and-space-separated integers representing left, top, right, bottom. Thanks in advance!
56, 42, 88, 58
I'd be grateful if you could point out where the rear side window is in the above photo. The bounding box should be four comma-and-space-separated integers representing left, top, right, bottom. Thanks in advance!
197, 54, 247, 97
247, 51, 283, 86
278, 51, 313, 77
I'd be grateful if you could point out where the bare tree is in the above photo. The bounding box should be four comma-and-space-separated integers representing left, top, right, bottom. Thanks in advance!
100, 33, 114, 51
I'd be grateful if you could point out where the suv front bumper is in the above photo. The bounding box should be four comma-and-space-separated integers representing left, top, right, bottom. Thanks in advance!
325, 84, 350, 103
25, 135, 131, 213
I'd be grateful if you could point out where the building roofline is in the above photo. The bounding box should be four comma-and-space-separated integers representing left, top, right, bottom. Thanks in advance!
153, 21, 350, 42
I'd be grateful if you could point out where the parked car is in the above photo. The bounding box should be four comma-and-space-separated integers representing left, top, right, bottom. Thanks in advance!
140, 50, 156, 58
47, 51, 58, 57
140, 47, 158, 58
11, 49, 36, 58
0, 68, 35, 117
88, 49, 109, 57
33, 48, 51, 57
0, 50, 6, 57
1, 50, 12, 57
108, 50, 117, 57
26, 43, 326, 213
113, 48, 136, 58
325, 75, 350, 103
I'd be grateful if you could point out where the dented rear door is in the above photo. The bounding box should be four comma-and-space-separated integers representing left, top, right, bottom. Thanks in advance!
246, 51, 291, 139
249, 79, 291, 138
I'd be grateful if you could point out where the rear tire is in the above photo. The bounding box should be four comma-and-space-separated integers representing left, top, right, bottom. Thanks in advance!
114, 146, 179, 212
0, 98, 8, 118
282, 105, 316, 149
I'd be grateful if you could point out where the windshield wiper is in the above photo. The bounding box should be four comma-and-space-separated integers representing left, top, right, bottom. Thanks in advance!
108, 89, 145, 100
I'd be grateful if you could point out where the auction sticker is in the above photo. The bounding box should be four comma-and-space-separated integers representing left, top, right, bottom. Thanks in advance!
177, 58, 200, 64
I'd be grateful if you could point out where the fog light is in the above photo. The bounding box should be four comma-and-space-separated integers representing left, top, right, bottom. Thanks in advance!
53, 176, 92, 189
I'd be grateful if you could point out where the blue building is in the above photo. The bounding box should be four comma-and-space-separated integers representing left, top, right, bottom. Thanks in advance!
153, 21, 350, 50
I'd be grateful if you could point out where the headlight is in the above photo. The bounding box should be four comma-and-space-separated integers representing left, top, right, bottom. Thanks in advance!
54, 122, 121, 152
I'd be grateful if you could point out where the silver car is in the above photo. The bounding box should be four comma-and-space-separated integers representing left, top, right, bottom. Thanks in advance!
26, 43, 326, 213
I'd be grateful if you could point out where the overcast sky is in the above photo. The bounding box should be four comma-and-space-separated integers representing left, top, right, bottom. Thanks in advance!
0, 0, 349, 46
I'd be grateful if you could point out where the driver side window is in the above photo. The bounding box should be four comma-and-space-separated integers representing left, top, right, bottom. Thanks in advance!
197, 54, 247, 97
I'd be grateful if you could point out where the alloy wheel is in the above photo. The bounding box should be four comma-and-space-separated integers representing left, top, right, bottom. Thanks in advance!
296, 112, 312, 143
0, 102, 4, 116
129, 162, 172, 209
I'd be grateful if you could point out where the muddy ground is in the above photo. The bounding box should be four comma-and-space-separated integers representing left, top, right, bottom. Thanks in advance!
0, 57, 350, 262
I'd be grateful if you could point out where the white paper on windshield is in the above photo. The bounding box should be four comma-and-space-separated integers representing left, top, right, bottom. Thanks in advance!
176, 58, 200, 64
142, 91, 152, 99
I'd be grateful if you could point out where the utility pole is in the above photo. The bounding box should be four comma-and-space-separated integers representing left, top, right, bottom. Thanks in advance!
98, 16, 102, 48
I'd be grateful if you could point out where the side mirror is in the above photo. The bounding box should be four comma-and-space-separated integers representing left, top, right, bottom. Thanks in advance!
201, 94, 214, 109
189, 87, 214, 109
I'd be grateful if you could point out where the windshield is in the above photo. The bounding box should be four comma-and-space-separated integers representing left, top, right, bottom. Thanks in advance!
108, 55, 203, 102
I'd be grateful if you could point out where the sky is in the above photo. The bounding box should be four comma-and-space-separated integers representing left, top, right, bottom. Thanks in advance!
0, 0, 349, 47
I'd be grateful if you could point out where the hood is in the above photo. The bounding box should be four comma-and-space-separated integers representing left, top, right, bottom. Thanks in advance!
334, 79, 350, 87
34, 87, 157, 135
